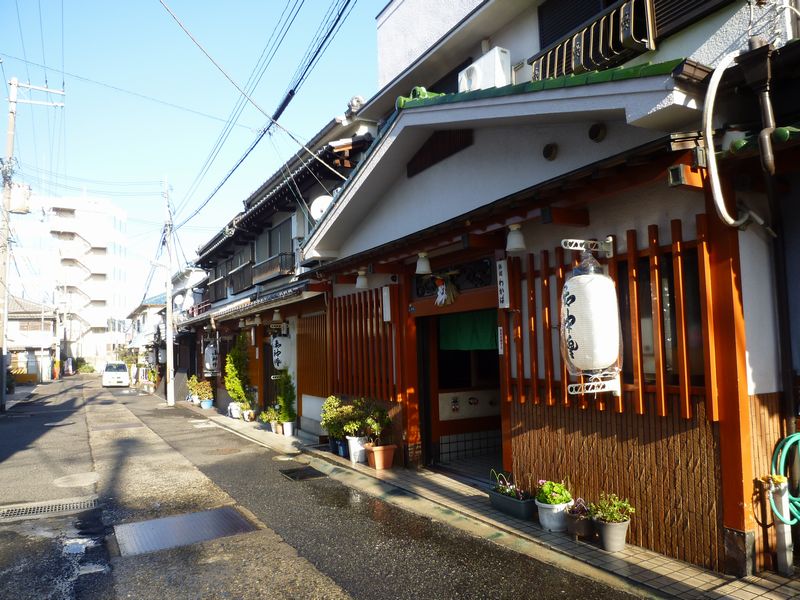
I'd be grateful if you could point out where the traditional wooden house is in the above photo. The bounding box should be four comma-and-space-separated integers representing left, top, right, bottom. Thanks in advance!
182, 104, 374, 435
300, 0, 799, 576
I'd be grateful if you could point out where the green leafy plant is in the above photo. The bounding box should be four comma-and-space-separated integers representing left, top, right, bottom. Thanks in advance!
341, 397, 370, 437
276, 370, 296, 422
259, 406, 280, 423
224, 333, 251, 405
321, 395, 346, 439
365, 404, 391, 446
187, 374, 199, 396
194, 379, 213, 401
490, 469, 532, 501
147, 367, 158, 383
589, 493, 635, 523
536, 480, 572, 505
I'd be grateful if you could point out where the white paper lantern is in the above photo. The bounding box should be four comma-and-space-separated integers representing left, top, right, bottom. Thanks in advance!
272, 335, 293, 371
560, 258, 621, 375
203, 343, 218, 373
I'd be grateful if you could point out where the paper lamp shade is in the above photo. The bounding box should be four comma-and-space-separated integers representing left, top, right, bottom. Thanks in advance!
203, 344, 218, 372
272, 335, 293, 370
560, 273, 621, 374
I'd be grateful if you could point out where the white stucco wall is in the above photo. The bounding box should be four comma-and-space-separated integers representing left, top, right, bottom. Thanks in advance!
339, 120, 661, 259
628, 2, 791, 70
377, 0, 485, 87
738, 222, 781, 395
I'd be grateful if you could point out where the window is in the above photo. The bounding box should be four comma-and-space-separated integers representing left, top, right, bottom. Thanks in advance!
269, 218, 293, 257
255, 231, 269, 262
617, 249, 704, 387
538, 0, 615, 48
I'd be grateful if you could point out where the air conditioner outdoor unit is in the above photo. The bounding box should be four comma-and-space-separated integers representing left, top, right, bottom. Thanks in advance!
458, 47, 511, 93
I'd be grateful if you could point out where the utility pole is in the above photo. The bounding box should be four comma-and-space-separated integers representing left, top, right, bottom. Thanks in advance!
0, 77, 63, 411
0, 78, 17, 412
164, 181, 175, 406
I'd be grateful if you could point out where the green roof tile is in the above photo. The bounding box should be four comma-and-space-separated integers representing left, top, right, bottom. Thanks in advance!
393, 58, 687, 111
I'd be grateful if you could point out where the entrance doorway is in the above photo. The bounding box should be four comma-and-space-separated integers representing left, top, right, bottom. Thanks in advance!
262, 339, 278, 409
421, 308, 502, 484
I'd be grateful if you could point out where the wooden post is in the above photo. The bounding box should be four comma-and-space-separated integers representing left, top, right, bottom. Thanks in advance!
704, 183, 756, 576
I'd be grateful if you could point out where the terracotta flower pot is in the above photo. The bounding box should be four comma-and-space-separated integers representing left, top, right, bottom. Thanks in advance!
365, 443, 396, 469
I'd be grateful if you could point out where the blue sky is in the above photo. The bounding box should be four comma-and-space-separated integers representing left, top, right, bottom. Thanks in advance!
0, 0, 378, 304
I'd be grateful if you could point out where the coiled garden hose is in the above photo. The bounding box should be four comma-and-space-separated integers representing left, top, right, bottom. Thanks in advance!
769, 432, 800, 525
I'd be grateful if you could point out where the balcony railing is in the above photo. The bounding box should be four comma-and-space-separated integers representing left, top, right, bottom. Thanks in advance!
252, 253, 295, 284
528, 0, 655, 81
230, 262, 254, 294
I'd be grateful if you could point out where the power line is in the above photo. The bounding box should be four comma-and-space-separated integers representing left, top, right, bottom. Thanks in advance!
0, 53, 258, 130
169, 0, 356, 230
159, 0, 348, 231
174, 0, 305, 217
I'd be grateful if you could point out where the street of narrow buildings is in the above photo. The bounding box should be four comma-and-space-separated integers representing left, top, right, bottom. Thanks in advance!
0, 377, 646, 599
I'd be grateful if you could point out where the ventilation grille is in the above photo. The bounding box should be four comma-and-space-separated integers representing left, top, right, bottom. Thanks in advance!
0, 497, 99, 520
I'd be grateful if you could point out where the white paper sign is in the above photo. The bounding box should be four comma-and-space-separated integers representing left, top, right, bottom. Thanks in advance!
496, 259, 509, 309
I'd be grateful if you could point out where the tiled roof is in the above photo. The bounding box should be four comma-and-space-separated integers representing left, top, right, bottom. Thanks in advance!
8, 295, 55, 316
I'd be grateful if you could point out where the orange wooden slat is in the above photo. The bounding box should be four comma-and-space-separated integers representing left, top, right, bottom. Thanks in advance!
648, 225, 668, 416
329, 295, 338, 393
376, 289, 387, 402
499, 306, 513, 404
540, 250, 555, 406
555, 247, 570, 408
671, 220, 693, 419
526, 254, 540, 404
605, 235, 620, 413
343, 295, 351, 395
358, 292, 367, 396
696, 214, 720, 421
626, 229, 646, 414
511, 257, 525, 404
368, 290, 377, 400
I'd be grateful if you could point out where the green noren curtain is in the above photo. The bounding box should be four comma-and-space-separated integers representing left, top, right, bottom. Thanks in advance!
438, 309, 498, 351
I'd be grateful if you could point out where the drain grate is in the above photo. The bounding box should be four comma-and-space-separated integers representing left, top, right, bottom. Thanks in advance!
0, 497, 99, 521
279, 466, 326, 481
114, 506, 257, 556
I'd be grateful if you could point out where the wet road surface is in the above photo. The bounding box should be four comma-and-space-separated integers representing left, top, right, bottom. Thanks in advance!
124, 390, 642, 600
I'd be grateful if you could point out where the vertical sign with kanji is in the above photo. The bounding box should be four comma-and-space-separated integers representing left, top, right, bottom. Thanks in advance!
496, 259, 510, 309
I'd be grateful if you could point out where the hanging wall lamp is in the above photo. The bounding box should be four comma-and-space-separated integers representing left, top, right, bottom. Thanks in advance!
355, 270, 368, 289
415, 252, 432, 275
505, 223, 526, 252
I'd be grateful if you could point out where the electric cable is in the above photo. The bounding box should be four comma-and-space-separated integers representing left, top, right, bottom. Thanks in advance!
174, 0, 305, 217
0, 53, 259, 130
159, 0, 347, 232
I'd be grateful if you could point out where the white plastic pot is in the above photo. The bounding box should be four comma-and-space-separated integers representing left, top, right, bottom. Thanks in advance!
346, 436, 367, 465
535, 499, 574, 532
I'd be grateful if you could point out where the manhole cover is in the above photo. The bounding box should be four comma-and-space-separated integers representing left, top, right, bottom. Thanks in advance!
205, 448, 241, 456
53, 472, 100, 488
279, 466, 326, 481
114, 506, 257, 556
92, 423, 143, 431
0, 496, 99, 521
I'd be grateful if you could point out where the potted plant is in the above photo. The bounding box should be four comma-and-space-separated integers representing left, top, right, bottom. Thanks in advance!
196, 380, 214, 410
258, 406, 279, 431
488, 469, 536, 519
363, 404, 395, 470
321, 395, 345, 454
343, 398, 369, 465
276, 370, 297, 436
589, 492, 635, 552
224, 332, 252, 420
566, 497, 594, 539
535, 480, 574, 532
186, 374, 200, 404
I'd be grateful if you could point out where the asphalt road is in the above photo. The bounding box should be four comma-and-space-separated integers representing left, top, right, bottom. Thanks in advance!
0, 377, 643, 599
123, 388, 640, 600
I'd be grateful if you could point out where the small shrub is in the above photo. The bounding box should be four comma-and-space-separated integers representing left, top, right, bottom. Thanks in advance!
589, 493, 635, 523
